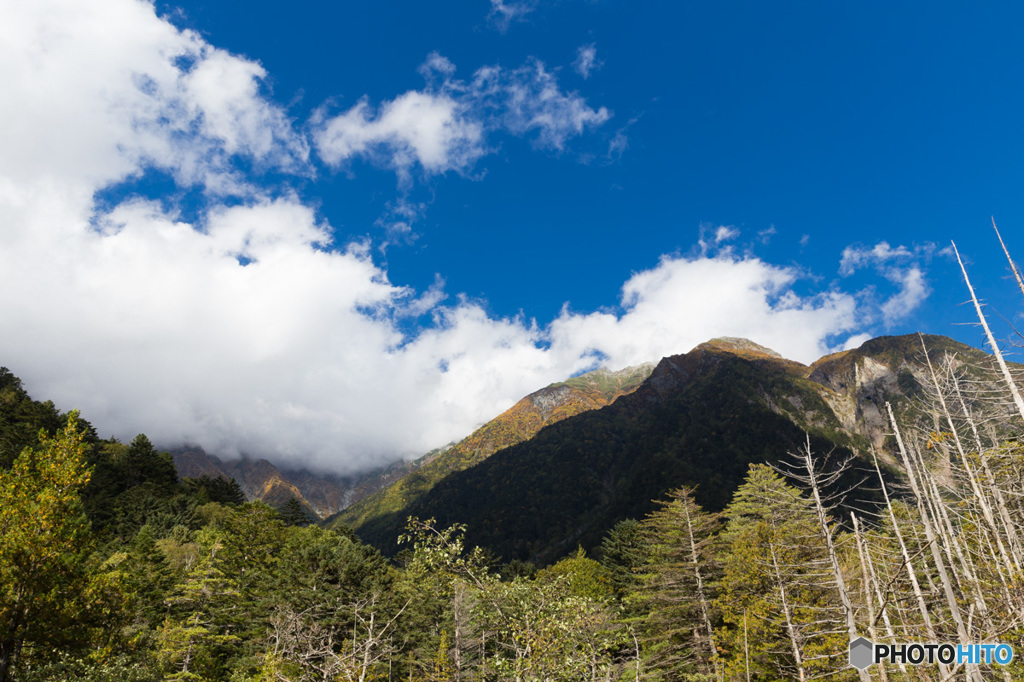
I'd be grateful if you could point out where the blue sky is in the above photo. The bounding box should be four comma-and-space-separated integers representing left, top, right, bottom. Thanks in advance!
162, 0, 1024, 330
2, 0, 1024, 472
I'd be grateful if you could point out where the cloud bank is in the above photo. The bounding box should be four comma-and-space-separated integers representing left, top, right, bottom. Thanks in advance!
0, 0, 907, 474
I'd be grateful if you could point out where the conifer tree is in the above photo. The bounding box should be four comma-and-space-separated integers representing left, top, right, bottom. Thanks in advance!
156, 526, 240, 680
599, 518, 647, 603
635, 486, 720, 680
714, 464, 849, 681
278, 495, 313, 527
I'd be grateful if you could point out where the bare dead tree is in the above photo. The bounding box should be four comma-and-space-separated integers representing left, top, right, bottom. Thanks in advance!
775, 436, 871, 682
952, 241, 1024, 422
888, 402, 983, 682
265, 592, 408, 682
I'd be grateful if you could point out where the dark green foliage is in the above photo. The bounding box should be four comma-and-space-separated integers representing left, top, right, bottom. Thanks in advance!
898, 367, 923, 396
276, 495, 312, 527
599, 518, 646, 601
499, 558, 537, 580
121, 524, 175, 626
118, 435, 178, 491
84, 440, 200, 542
180, 474, 246, 506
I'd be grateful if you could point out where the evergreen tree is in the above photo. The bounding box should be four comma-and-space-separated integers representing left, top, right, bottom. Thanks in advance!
713, 464, 850, 681
181, 474, 246, 507
635, 487, 720, 680
599, 518, 647, 603
156, 526, 239, 680
277, 495, 312, 527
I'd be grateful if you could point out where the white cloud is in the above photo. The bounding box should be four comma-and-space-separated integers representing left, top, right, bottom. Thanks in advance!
0, 0, 875, 476
839, 241, 914, 276
715, 225, 739, 243
547, 255, 859, 370
574, 44, 601, 79
313, 54, 611, 178
313, 92, 484, 182
839, 241, 942, 325
842, 333, 873, 350
488, 0, 538, 32
758, 225, 777, 244
607, 130, 629, 159
606, 115, 640, 161
481, 59, 612, 149
696, 223, 741, 255
0, 0, 306, 197
880, 266, 927, 323
374, 198, 427, 246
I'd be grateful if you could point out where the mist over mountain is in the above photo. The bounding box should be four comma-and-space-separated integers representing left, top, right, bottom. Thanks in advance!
167, 362, 655, 519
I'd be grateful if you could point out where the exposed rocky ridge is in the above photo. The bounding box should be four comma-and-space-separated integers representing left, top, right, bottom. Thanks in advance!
805, 334, 1002, 452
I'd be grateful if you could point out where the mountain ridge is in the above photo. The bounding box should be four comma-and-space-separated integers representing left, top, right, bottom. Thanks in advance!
335, 333, 1011, 563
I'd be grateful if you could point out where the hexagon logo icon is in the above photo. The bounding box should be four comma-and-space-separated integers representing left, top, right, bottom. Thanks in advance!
849, 637, 874, 670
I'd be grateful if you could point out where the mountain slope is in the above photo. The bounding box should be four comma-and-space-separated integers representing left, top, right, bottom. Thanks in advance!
172, 448, 404, 518
328, 362, 654, 531
340, 334, 1008, 564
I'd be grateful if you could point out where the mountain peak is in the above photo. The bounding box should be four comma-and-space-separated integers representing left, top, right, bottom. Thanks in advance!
698, 337, 784, 359
556, 362, 657, 395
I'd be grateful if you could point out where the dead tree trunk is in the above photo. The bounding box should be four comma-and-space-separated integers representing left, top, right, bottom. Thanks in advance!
887, 402, 983, 682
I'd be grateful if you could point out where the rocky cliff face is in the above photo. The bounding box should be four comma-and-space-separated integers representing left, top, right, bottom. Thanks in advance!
805, 334, 995, 451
